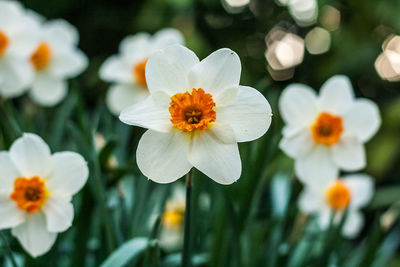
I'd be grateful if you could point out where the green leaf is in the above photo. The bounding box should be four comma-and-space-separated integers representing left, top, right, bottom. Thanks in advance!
100, 237, 148, 267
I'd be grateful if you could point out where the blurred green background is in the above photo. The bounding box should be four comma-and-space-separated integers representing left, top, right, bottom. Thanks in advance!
0, 0, 400, 266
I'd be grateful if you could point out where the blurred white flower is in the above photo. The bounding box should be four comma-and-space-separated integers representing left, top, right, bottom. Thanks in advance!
0, 1, 39, 98
99, 29, 184, 115
276, 0, 318, 26
160, 184, 185, 251
299, 174, 374, 238
0, 133, 89, 257
120, 45, 272, 184
27, 14, 88, 106
279, 75, 381, 186
375, 35, 400, 82
305, 27, 331, 55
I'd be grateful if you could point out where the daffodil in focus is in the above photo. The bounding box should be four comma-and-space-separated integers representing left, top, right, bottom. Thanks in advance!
99, 28, 184, 115
279, 75, 381, 185
120, 45, 272, 184
298, 174, 374, 238
26, 13, 88, 106
0, 1, 39, 98
0, 133, 89, 257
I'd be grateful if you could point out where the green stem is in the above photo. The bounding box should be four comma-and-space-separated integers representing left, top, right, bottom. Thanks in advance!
182, 169, 194, 267
0, 232, 18, 267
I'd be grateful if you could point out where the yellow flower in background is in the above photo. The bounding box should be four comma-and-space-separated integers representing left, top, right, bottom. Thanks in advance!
298, 174, 374, 238
0, 1, 39, 98
120, 45, 272, 184
160, 184, 186, 251
279, 75, 381, 186
26, 12, 88, 106
99, 28, 184, 115
0, 133, 88, 257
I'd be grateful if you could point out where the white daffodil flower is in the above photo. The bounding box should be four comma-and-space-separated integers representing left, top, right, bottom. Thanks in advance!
0, 133, 89, 257
279, 75, 381, 186
0, 1, 39, 98
298, 174, 374, 238
99, 28, 184, 115
27, 14, 88, 106
120, 45, 272, 184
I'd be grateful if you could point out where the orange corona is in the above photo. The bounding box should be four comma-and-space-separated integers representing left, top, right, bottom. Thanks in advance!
0, 30, 9, 58
311, 112, 343, 146
133, 58, 148, 87
30, 43, 52, 70
10, 177, 48, 214
169, 88, 216, 132
162, 209, 185, 229
325, 181, 351, 210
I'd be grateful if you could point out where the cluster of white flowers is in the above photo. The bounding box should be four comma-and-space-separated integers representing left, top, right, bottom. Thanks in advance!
0, 0, 87, 106
279, 75, 381, 237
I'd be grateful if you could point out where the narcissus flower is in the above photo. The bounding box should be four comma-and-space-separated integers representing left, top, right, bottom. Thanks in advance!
0, 133, 88, 257
120, 45, 272, 184
27, 14, 88, 106
279, 75, 381, 185
0, 1, 39, 97
99, 28, 184, 115
298, 174, 374, 238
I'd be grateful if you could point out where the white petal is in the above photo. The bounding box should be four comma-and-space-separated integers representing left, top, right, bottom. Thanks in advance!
318, 75, 354, 114
279, 128, 314, 158
10, 133, 51, 178
145, 44, 199, 95
151, 28, 185, 49
0, 193, 26, 229
46, 152, 88, 196
44, 19, 79, 46
332, 136, 366, 171
49, 48, 88, 78
298, 187, 323, 214
106, 83, 149, 115
29, 74, 67, 106
119, 94, 172, 132
295, 145, 338, 187
188, 126, 241, 185
0, 1, 25, 25
0, 58, 33, 98
343, 99, 381, 143
119, 33, 151, 56
136, 130, 192, 183
0, 152, 20, 191
317, 209, 332, 230
342, 211, 364, 238
188, 48, 241, 95
42, 197, 73, 232
343, 174, 374, 209
12, 212, 57, 257
217, 86, 272, 142
279, 83, 318, 126
99, 55, 132, 83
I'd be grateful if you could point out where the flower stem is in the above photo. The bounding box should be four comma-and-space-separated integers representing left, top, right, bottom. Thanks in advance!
182, 169, 194, 267
0, 231, 18, 267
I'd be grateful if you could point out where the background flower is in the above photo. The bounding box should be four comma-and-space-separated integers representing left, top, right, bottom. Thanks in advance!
279, 75, 381, 186
99, 28, 184, 115
0, 133, 88, 257
298, 174, 374, 238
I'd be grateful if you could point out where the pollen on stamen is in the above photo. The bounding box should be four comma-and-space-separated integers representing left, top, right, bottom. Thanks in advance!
325, 181, 351, 210
31, 43, 52, 71
10, 177, 49, 214
311, 112, 343, 146
169, 88, 216, 132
